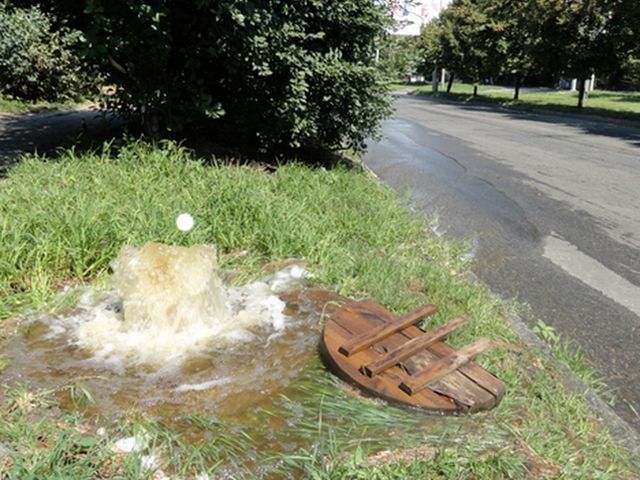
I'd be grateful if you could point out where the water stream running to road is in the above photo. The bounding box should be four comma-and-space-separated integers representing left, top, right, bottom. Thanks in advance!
0, 242, 487, 476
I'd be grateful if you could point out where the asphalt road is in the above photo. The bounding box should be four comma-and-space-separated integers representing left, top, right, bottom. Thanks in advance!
364, 95, 640, 430
0, 106, 108, 173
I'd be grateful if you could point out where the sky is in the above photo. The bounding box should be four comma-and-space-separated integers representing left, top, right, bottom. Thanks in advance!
389, 0, 451, 35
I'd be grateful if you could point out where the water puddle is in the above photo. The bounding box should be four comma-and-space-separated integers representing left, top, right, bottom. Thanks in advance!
1, 243, 334, 418
0, 243, 485, 477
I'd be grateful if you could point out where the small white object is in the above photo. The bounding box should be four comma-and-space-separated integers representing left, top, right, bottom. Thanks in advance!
113, 437, 139, 453
113, 434, 148, 453
176, 213, 194, 232
140, 454, 159, 471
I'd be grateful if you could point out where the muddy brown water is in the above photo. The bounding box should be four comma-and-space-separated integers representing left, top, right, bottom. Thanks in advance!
0, 289, 485, 477
1, 290, 344, 420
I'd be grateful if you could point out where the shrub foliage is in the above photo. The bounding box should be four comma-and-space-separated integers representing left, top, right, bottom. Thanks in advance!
53, 0, 392, 151
0, 4, 86, 102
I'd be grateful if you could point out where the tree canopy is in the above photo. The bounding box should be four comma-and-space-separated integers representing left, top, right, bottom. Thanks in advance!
416, 0, 640, 105
30, 0, 393, 152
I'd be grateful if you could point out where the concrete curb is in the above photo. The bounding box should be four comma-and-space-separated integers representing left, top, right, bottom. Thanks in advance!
361, 161, 640, 461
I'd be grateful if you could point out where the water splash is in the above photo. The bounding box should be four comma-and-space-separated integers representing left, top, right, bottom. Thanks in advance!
68, 242, 298, 368
0, 243, 340, 421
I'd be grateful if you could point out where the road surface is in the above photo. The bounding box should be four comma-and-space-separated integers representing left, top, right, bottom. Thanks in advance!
364, 95, 640, 430
0, 106, 108, 173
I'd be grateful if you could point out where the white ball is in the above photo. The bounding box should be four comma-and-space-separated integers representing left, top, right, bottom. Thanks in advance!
176, 213, 194, 231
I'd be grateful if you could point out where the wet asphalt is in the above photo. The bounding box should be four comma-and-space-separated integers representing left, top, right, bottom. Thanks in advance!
364, 94, 640, 431
0, 106, 107, 173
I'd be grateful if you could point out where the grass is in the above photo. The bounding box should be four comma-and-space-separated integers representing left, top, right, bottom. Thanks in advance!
280, 446, 526, 479
0, 141, 638, 478
532, 319, 611, 396
0, 93, 81, 114
391, 82, 640, 122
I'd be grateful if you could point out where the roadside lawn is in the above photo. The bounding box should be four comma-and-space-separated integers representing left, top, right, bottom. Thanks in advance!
0, 142, 638, 478
0, 93, 81, 114
392, 82, 640, 123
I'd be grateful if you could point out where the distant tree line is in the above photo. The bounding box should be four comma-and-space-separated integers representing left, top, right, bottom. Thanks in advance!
388, 0, 640, 107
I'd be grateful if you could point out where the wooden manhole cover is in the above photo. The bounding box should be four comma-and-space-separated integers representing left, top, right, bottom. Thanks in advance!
321, 300, 505, 413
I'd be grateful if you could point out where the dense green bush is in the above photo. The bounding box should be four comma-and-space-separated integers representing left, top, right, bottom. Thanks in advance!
0, 4, 87, 102
48, 0, 391, 151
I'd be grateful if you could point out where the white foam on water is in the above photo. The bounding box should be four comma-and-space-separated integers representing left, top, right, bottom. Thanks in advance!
113, 435, 148, 453
174, 377, 232, 393
39, 243, 310, 371
269, 264, 313, 293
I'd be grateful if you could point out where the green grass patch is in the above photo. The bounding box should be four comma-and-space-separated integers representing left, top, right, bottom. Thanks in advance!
0, 93, 81, 114
398, 82, 640, 122
0, 141, 638, 478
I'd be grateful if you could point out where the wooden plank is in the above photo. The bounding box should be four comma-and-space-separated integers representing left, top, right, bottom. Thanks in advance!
323, 317, 458, 411
429, 342, 505, 400
401, 347, 497, 410
331, 302, 495, 410
359, 302, 504, 406
399, 338, 495, 396
362, 317, 468, 377
338, 303, 437, 357
358, 302, 501, 409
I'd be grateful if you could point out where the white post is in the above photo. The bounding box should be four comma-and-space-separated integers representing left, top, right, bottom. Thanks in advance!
570, 78, 577, 91
590, 73, 596, 92
441, 68, 446, 86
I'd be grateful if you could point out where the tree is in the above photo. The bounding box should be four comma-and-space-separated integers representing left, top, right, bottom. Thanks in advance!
484, 0, 542, 100
559, 0, 618, 107
605, 0, 640, 88
532, 0, 638, 107
377, 35, 422, 82
41, 0, 392, 153
438, 0, 500, 96
415, 19, 444, 85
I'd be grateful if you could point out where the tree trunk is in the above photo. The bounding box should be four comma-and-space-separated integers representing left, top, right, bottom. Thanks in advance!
141, 104, 162, 140
609, 67, 623, 90
577, 78, 587, 108
514, 74, 521, 100
446, 73, 455, 93
473, 84, 478, 96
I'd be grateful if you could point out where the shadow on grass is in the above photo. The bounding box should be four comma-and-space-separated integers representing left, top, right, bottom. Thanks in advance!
611, 93, 640, 104
184, 137, 359, 171
0, 108, 359, 177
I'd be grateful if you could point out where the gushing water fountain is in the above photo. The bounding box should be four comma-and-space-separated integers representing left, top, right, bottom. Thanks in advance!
0, 214, 336, 418
77, 242, 284, 367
